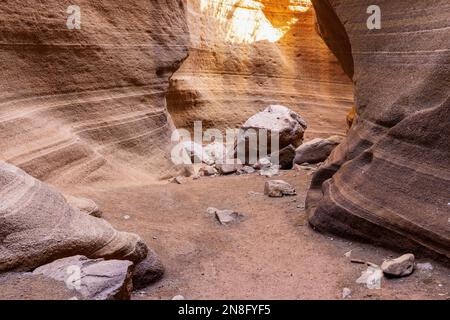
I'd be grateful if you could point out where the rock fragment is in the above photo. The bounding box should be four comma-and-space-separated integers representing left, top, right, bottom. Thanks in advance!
381, 254, 415, 277
33, 255, 134, 300
132, 249, 165, 290
264, 180, 296, 197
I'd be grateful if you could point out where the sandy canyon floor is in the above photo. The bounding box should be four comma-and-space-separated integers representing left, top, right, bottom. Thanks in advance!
67, 171, 449, 300
1, 169, 449, 300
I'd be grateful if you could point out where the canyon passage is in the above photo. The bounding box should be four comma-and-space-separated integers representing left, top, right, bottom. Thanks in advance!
0, 0, 449, 300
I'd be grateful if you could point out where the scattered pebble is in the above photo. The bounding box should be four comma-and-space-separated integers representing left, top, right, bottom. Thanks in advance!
123, 215, 131, 220
416, 262, 434, 272
344, 250, 352, 258
172, 295, 185, 300
356, 266, 383, 289
342, 288, 352, 299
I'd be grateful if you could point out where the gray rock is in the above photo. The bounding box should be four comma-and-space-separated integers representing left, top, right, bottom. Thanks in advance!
238, 166, 256, 175
33, 255, 133, 300
242, 105, 307, 148
253, 157, 272, 170
270, 144, 296, 170
381, 254, 415, 277
66, 195, 102, 218
216, 161, 243, 175
132, 249, 165, 290
260, 165, 281, 177
264, 180, 296, 197
208, 208, 245, 225
199, 165, 218, 176
342, 287, 352, 299
294, 135, 343, 165
416, 262, 434, 272
172, 176, 186, 184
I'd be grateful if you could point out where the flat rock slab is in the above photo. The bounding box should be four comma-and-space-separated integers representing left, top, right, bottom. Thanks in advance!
33, 255, 133, 300
264, 180, 296, 197
207, 207, 245, 225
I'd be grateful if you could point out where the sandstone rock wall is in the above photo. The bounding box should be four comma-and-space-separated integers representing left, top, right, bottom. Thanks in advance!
0, 0, 189, 187
307, 0, 450, 261
167, 0, 354, 140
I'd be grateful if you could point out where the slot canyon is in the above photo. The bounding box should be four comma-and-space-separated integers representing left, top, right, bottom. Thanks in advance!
0, 0, 449, 300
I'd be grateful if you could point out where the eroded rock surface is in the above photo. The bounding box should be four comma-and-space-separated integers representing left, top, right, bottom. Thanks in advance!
33, 255, 134, 300
0, 162, 147, 272
0, 0, 189, 187
307, 0, 450, 261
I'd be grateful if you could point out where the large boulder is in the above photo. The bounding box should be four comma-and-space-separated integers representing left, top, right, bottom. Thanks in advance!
33, 255, 133, 300
0, 162, 148, 272
294, 136, 343, 165
308, 0, 450, 261
237, 105, 307, 164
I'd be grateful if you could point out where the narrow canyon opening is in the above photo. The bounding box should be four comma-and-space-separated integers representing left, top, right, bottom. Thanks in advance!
166, 0, 355, 140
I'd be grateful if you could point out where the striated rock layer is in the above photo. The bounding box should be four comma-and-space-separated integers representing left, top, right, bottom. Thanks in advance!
0, 0, 189, 187
307, 0, 450, 261
167, 0, 354, 140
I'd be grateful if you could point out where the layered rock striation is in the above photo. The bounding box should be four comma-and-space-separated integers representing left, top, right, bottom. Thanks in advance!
307, 0, 450, 261
0, 0, 189, 187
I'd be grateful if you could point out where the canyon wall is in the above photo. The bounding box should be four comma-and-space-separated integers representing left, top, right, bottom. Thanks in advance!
167, 0, 354, 140
0, 0, 189, 188
308, 0, 450, 260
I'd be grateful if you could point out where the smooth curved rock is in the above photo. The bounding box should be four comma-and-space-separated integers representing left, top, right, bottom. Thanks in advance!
132, 249, 165, 290
307, 0, 450, 261
0, 162, 148, 272
294, 136, 343, 165
65, 195, 102, 218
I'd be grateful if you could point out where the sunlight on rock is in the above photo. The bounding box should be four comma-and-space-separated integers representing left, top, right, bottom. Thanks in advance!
200, 0, 312, 44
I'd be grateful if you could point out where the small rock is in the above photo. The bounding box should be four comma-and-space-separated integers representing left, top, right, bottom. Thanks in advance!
172, 295, 185, 300
253, 157, 271, 170
248, 191, 263, 196
182, 141, 214, 165
132, 249, 165, 290
208, 208, 244, 225
123, 215, 131, 220
294, 135, 344, 165
238, 166, 256, 175
342, 288, 352, 299
199, 165, 218, 177
264, 180, 296, 197
381, 253, 415, 277
356, 266, 383, 289
270, 145, 296, 170
416, 262, 434, 272
344, 250, 352, 258
260, 164, 281, 177
172, 176, 186, 184
216, 161, 243, 175
33, 255, 133, 300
